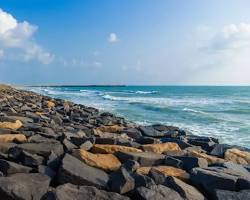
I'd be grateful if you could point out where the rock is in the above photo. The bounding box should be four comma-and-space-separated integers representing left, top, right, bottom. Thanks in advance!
0, 159, 32, 175
152, 124, 179, 132
0, 120, 22, 130
141, 142, 181, 154
188, 150, 225, 164
20, 150, 44, 167
38, 165, 56, 179
94, 125, 124, 133
191, 167, 238, 196
237, 178, 250, 190
115, 151, 165, 166
215, 189, 250, 200
139, 126, 164, 137
79, 140, 93, 150
210, 144, 250, 158
165, 156, 184, 168
135, 185, 183, 200
148, 168, 166, 184
0, 134, 27, 143
28, 134, 59, 144
173, 156, 208, 172
187, 136, 217, 152
164, 176, 205, 200
47, 100, 55, 108
63, 139, 78, 152
92, 144, 142, 154
225, 148, 250, 165
55, 183, 130, 200
137, 166, 190, 181
0, 173, 50, 200
57, 154, 109, 189
19, 142, 64, 157
136, 137, 161, 145
161, 138, 192, 149
108, 167, 135, 194
133, 173, 155, 188
72, 149, 121, 171
122, 160, 140, 172
122, 128, 142, 140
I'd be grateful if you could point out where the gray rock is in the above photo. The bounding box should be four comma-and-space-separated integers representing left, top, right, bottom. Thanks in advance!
20, 150, 44, 167
165, 156, 184, 168
63, 139, 78, 152
0, 159, 32, 175
55, 183, 130, 200
38, 165, 56, 179
122, 128, 142, 140
57, 154, 109, 189
115, 151, 165, 166
173, 156, 208, 172
164, 176, 206, 200
215, 189, 250, 200
191, 167, 238, 196
108, 167, 135, 194
0, 173, 50, 200
79, 140, 93, 151
139, 126, 164, 137
135, 185, 183, 200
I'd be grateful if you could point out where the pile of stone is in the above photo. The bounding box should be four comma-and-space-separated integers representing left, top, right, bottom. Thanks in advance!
0, 84, 249, 200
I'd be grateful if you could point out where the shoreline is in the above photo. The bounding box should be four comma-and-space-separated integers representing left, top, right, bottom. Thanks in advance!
0, 84, 249, 199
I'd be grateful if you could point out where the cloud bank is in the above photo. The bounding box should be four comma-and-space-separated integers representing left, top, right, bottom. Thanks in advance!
0, 8, 53, 64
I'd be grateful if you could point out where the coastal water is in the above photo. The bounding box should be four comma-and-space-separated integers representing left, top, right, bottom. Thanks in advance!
28, 86, 250, 148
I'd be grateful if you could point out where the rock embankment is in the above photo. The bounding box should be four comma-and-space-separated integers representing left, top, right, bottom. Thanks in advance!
0, 84, 249, 200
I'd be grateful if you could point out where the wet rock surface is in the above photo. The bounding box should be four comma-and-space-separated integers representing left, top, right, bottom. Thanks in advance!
0, 85, 249, 199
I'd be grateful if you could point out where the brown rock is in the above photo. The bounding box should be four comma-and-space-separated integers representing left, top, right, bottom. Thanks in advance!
141, 142, 181, 154
72, 149, 121, 171
0, 134, 27, 143
47, 100, 55, 108
189, 150, 225, 164
137, 166, 189, 181
92, 144, 142, 154
225, 148, 250, 165
0, 120, 22, 130
94, 125, 124, 134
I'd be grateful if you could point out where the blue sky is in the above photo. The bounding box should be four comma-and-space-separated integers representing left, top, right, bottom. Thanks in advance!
1, 0, 250, 85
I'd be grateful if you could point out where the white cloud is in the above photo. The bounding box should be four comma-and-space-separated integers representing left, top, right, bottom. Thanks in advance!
188, 23, 250, 85
108, 33, 119, 43
0, 8, 53, 64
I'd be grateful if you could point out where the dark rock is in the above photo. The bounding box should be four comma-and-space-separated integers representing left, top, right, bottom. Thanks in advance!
0, 173, 50, 200
20, 150, 44, 167
28, 134, 59, 144
165, 156, 184, 168
173, 156, 208, 172
38, 165, 56, 179
55, 183, 130, 200
210, 144, 250, 158
122, 128, 142, 140
8, 146, 23, 160
108, 167, 135, 194
136, 137, 160, 145
215, 189, 250, 200
161, 138, 192, 149
63, 139, 77, 152
0, 159, 32, 175
122, 160, 140, 173
135, 185, 183, 200
164, 176, 206, 200
187, 136, 218, 152
152, 124, 179, 132
148, 168, 166, 184
191, 167, 238, 196
57, 154, 109, 189
133, 173, 155, 188
47, 151, 61, 171
139, 126, 164, 137
115, 151, 165, 166
95, 137, 116, 144
237, 178, 250, 190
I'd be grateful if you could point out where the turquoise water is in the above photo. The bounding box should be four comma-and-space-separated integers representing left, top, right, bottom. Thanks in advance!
28, 86, 250, 148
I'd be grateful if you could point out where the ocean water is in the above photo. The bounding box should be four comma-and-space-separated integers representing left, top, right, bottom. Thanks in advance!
27, 86, 250, 148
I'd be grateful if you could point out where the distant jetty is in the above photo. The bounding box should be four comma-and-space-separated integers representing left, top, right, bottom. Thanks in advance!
0, 84, 249, 200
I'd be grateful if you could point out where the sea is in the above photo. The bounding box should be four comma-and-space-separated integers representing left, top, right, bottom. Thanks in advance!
27, 86, 250, 148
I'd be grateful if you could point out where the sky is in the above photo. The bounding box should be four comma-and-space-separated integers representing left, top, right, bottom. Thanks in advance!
1, 0, 250, 85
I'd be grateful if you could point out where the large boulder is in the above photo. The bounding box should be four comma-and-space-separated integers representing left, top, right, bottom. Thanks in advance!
55, 183, 130, 200
139, 126, 165, 137
137, 166, 190, 181
141, 142, 181, 154
94, 125, 124, 133
164, 176, 206, 200
92, 144, 142, 154
57, 154, 109, 189
72, 149, 121, 171
225, 148, 250, 165
115, 151, 165, 166
191, 167, 238, 196
0, 173, 50, 200
135, 185, 183, 200
173, 156, 208, 172
188, 150, 225, 165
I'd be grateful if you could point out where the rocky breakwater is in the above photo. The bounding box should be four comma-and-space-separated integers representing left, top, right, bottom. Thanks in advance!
0, 84, 249, 200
